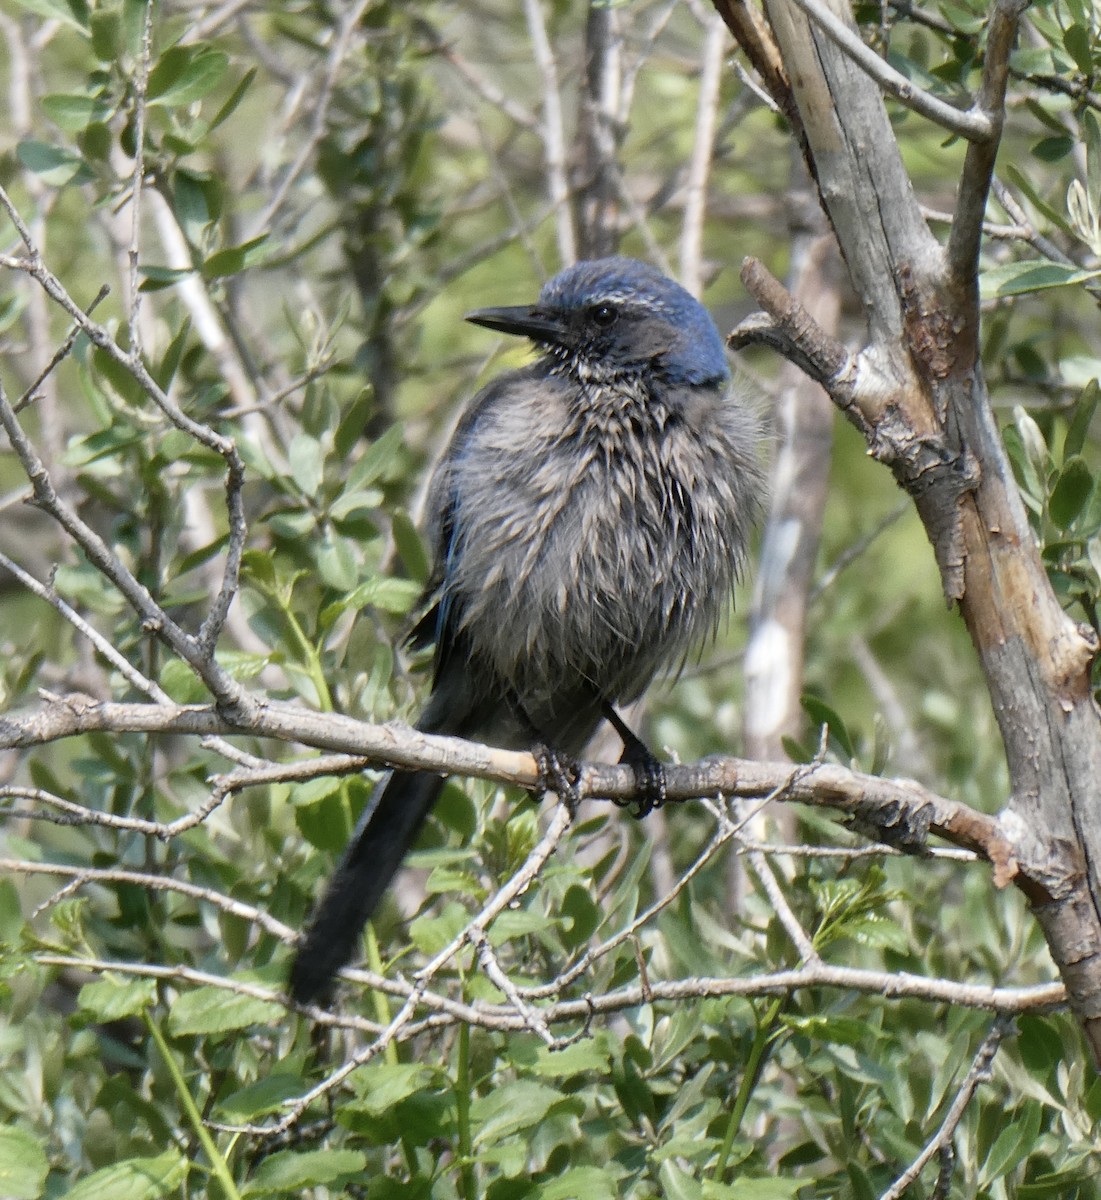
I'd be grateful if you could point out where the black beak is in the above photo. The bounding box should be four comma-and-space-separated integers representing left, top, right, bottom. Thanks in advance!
464, 304, 567, 345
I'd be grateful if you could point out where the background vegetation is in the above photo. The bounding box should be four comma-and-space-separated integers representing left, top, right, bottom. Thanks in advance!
1, 0, 1100, 1196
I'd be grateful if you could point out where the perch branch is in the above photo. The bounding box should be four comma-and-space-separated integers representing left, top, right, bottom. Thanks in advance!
0, 692, 1019, 884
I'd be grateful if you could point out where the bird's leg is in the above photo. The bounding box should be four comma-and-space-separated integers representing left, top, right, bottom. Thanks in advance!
508, 692, 583, 815
602, 702, 667, 818
531, 742, 583, 816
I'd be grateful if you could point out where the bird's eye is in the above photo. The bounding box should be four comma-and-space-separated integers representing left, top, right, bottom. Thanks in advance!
589, 303, 618, 327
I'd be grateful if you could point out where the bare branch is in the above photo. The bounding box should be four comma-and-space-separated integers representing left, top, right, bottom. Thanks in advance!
0, 550, 166, 702
679, 11, 728, 294
427, 24, 538, 131
179, 0, 254, 43
712, 0, 792, 121
14, 285, 110, 413
946, 0, 1030, 289
523, 0, 577, 264
126, 0, 154, 354
249, 0, 373, 237
0, 691, 1020, 883
990, 181, 1074, 265
879, 1018, 1012, 1199
4, 857, 294, 941
743, 828, 820, 962
0, 375, 248, 711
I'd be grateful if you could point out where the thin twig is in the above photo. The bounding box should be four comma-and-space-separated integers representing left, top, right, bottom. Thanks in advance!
741, 829, 819, 962
15, 285, 110, 413
250, 0, 372, 236
523, 0, 577, 264
811, 500, 910, 602
518, 799, 744, 999
470, 928, 559, 1048
619, 0, 680, 119
680, 10, 727, 295
0, 374, 247, 711
2, 857, 294, 941
127, 0, 154, 355
0, 549, 168, 702
427, 24, 538, 130
785, 0, 992, 141
946, 0, 1029, 287
413, 802, 575, 987
878, 1018, 1013, 1199
991, 179, 1082, 269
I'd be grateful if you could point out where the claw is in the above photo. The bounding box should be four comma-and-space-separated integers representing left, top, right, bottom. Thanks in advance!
533, 742, 583, 816
618, 742, 667, 819
602, 701, 667, 818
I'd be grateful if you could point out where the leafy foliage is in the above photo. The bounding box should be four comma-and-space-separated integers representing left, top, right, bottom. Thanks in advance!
1, 1, 1100, 1197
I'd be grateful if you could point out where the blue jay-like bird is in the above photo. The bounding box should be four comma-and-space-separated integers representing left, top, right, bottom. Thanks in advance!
289, 257, 764, 1004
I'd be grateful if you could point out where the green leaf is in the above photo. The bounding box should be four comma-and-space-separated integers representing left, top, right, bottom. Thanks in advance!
172, 170, 212, 244
16, 139, 94, 187
560, 882, 600, 948
801, 694, 855, 758
294, 783, 353, 851
88, 8, 119, 60
243, 1149, 366, 1195
1062, 24, 1093, 75
210, 66, 258, 131
1004, 165, 1075, 236
1049, 456, 1095, 530
215, 1075, 303, 1122
138, 266, 194, 291
316, 532, 358, 590
471, 1080, 577, 1146
201, 234, 269, 278
147, 46, 229, 107
153, 318, 192, 391
704, 1179, 804, 1199
167, 985, 282, 1035
1017, 1015, 1067, 1073
540, 1168, 621, 1200
529, 1036, 612, 1077
288, 432, 324, 497
41, 93, 106, 132
659, 1161, 704, 1200
1063, 380, 1099, 461
392, 507, 431, 584
60, 1151, 187, 1200
329, 488, 384, 522
0, 1126, 49, 1200
1086, 110, 1101, 215
78, 976, 156, 1022
10, 0, 88, 33
980, 260, 1101, 299
348, 1063, 436, 1114
1031, 135, 1074, 162
979, 1102, 1043, 1186
324, 575, 421, 621
1013, 406, 1051, 481
346, 422, 405, 491
782, 1014, 876, 1046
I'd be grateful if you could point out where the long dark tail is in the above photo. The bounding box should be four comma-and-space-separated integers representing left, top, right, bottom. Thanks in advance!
288, 769, 445, 1005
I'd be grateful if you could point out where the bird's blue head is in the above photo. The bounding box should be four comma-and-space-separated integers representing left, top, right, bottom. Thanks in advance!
465, 257, 729, 387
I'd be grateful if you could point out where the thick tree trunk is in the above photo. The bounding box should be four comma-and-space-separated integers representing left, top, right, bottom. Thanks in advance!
719, 0, 1101, 1060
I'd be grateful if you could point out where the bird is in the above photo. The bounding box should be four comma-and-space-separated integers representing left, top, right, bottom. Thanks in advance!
288, 256, 764, 1005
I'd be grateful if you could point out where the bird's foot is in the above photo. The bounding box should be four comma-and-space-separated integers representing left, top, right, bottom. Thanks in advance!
616, 739, 667, 819
601, 701, 667, 818
533, 743, 583, 817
